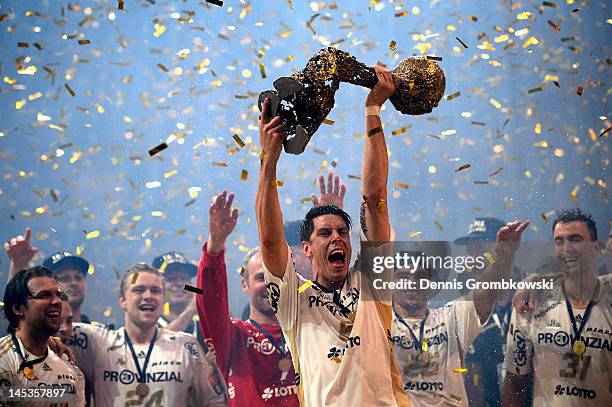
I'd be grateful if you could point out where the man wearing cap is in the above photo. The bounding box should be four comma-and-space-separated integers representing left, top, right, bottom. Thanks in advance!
455, 218, 528, 406
0, 266, 86, 405
4, 227, 91, 324
151, 251, 204, 344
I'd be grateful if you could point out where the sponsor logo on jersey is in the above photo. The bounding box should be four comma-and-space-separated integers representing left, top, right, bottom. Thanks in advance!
534, 301, 561, 320
403, 381, 444, 392
266, 282, 280, 313
42, 363, 52, 372
546, 319, 561, 328
391, 332, 448, 350
245, 335, 288, 356
537, 332, 611, 351
208, 370, 225, 396
512, 327, 528, 367
149, 360, 181, 367
69, 331, 89, 349
554, 384, 597, 399
227, 381, 235, 399
103, 369, 183, 385
261, 384, 297, 400
57, 374, 75, 381
184, 342, 199, 357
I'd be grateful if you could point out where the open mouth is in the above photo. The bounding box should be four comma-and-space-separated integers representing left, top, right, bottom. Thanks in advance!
138, 304, 157, 313
47, 311, 60, 318
328, 248, 346, 268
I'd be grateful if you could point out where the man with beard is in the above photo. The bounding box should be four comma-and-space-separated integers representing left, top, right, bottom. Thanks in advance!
256, 66, 410, 406
391, 219, 528, 407
502, 209, 612, 407
0, 266, 85, 405
70, 264, 226, 406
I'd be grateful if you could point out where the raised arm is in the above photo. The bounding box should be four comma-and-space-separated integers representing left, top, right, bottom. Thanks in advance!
473, 220, 530, 323
196, 191, 238, 376
4, 227, 38, 280
255, 98, 289, 278
362, 66, 401, 241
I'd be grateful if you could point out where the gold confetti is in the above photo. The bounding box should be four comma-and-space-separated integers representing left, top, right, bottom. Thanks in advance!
227, 147, 240, 155
130, 273, 139, 284
422, 341, 428, 352
212, 161, 229, 167
233, 134, 245, 147
300, 197, 313, 204
272, 180, 284, 187
78, 39, 91, 45
85, 230, 100, 239
347, 175, 361, 180
517, 11, 532, 20
547, 20, 560, 31
522, 36, 539, 48
164, 169, 177, 178
17, 42, 29, 48
576, 86, 583, 96
426, 55, 442, 61
528, 86, 542, 94
391, 127, 408, 136
298, 281, 314, 293
445, 91, 461, 100
157, 63, 169, 72
394, 11, 408, 17
434, 221, 444, 231
164, 302, 170, 316
322, 119, 334, 125
389, 40, 396, 51
454, 164, 471, 173
484, 252, 496, 265
408, 231, 421, 238
394, 181, 409, 189
240, 169, 248, 181
259, 63, 266, 79
454, 368, 468, 373
103, 306, 112, 317
569, 185, 580, 201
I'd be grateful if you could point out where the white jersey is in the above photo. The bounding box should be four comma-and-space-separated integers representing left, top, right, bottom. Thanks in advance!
70, 324, 226, 407
392, 300, 487, 406
0, 334, 85, 406
263, 244, 409, 406
504, 275, 612, 406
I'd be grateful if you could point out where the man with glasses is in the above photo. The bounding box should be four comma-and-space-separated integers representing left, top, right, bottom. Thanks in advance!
0, 266, 85, 405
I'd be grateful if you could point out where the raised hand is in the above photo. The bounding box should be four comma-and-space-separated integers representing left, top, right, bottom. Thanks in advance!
494, 220, 530, 259
5, 227, 38, 270
258, 98, 288, 166
311, 172, 347, 209
208, 190, 239, 253
365, 65, 402, 107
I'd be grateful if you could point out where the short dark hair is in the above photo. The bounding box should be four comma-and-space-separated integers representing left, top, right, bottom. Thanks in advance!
3, 266, 58, 333
300, 205, 352, 242
552, 208, 598, 241
120, 263, 165, 298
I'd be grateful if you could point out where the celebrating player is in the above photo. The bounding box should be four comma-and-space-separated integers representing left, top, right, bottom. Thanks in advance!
0, 266, 85, 405
256, 66, 410, 406
70, 263, 226, 406
392, 219, 528, 406
502, 209, 611, 406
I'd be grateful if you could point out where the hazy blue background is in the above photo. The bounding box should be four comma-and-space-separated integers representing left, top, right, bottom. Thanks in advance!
0, 0, 609, 324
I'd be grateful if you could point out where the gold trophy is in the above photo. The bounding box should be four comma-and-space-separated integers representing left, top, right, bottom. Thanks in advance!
258, 47, 446, 154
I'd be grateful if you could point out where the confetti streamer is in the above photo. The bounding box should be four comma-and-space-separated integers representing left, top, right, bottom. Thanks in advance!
184, 285, 203, 295
259, 63, 266, 79
434, 221, 444, 231
453, 368, 468, 373
233, 134, 245, 147
528, 86, 542, 94
445, 91, 461, 100
394, 11, 408, 17
164, 302, 170, 316
455, 37, 468, 48
389, 40, 396, 51
394, 181, 409, 189
426, 56, 442, 61
206, 0, 224, 6
17, 42, 29, 48
157, 63, 169, 72
347, 175, 361, 180
148, 143, 168, 156
240, 169, 248, 181
547, 20, 560, 31
272, 180, 284, 187
78, 39, 91, 45
300, 197, 313, 204
484, 252, 496, 265
543, 1, 557, 8
367, 127, 382, 137
213, 161, 229, 167
298, 281, 313, 293
64, 83, 76, 97
454, 164, 471, 173
391, 127, 408, 136
322, 119, 334, 125
130, 273, 139, 284
599, 126, 611, 138
489, 167, 503, 177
